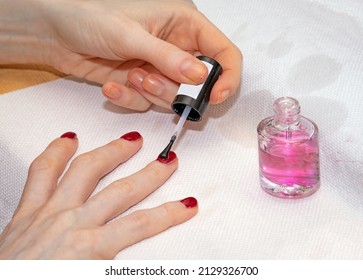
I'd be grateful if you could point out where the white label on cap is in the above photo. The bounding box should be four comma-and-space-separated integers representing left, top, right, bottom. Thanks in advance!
176, 60, 213, 99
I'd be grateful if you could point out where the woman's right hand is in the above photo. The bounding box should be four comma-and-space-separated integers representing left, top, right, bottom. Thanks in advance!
0, 0, 242, 111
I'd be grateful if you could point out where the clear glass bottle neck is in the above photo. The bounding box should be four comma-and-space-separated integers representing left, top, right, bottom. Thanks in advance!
272, 97, 301, 128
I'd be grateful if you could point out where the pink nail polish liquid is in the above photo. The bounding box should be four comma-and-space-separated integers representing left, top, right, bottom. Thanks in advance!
257, 97, 320, 198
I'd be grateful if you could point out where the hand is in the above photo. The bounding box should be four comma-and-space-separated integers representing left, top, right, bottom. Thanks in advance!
0, 131, 198, 259
0, 0, 242, 110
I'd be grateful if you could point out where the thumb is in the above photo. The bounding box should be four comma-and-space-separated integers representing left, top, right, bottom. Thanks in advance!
128, 31, 208, 84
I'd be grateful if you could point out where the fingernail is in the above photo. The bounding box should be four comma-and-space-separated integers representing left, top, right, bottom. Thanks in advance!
180, 59, 207, 83
60, 132, 77, 139
143, 75, 165, 96
129, 69, 147, 89
157, 151, 177, 164
180, 197, 198, 208
120, 131, 142, 141
219, 89, 231, 103
103, 84, 122, 99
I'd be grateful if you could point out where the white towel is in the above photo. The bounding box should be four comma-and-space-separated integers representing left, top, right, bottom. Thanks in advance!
1, 0, 362, 259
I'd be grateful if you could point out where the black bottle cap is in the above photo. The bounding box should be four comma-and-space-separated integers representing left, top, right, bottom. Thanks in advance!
171, 56, 223, 121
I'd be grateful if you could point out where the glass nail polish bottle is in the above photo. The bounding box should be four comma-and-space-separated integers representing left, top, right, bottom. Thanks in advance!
257, 97, 320, 198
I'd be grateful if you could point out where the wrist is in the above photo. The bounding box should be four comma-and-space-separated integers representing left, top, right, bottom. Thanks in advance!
0, 0, 53, 65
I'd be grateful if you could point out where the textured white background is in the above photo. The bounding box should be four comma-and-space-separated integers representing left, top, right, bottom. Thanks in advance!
1, 0, 363, 259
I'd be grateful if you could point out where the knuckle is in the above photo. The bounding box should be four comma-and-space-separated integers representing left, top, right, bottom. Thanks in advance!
47, 209, 79, 226
71, 153, 97, 168
118, 93, 134, 108
113, 90, 151, 112
63, 229, 99, 258
130, 211, 151, 231
110, 178, 135, 197
29, 155, 57, 173
109, 139, 128, 151
128, 99, 151, 112
137, 102, 152, 112
146, 166, 165, 182
159, 203, 178, 225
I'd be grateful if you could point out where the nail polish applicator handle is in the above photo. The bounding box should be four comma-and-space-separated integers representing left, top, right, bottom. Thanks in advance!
158, 105, 191, 158
172, 105, 192, 138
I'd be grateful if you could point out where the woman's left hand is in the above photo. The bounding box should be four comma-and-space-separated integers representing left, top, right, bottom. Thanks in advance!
0, 131, 198, 259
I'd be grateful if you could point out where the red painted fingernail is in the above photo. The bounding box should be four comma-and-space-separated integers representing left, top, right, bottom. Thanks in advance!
157, 151, 177, 164
60, 132, 77, 139
120, 131, 142, 141
180, 197, 198, 208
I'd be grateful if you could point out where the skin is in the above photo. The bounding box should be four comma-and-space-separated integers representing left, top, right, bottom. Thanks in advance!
0, 132, 198, 259
0, 0, 242, 110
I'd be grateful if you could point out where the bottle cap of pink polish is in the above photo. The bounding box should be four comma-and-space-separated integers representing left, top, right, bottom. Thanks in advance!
171, 56, 223, 121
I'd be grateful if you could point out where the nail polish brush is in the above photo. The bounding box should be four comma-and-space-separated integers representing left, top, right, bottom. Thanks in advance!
159, 105, 192, 158
158, 56, 223, 158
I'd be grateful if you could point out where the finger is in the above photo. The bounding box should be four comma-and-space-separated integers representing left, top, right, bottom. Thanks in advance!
14, 132, 78, 216
98, 197, 198, 257
102, 81, 152, 111
82, 151, 178, 225
126, 28, 208, 85
139, 89, 174, 110
50, 132, 143, 211
141, 73, 178, 105
209, 48, 243, 104
127, 11, 241, 103
196, 19, 243, 104
60, 55, 142, 89
127, 68, 178, 109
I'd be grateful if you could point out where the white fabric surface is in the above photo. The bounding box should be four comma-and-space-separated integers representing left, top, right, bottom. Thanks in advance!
1, 0, 363, 259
